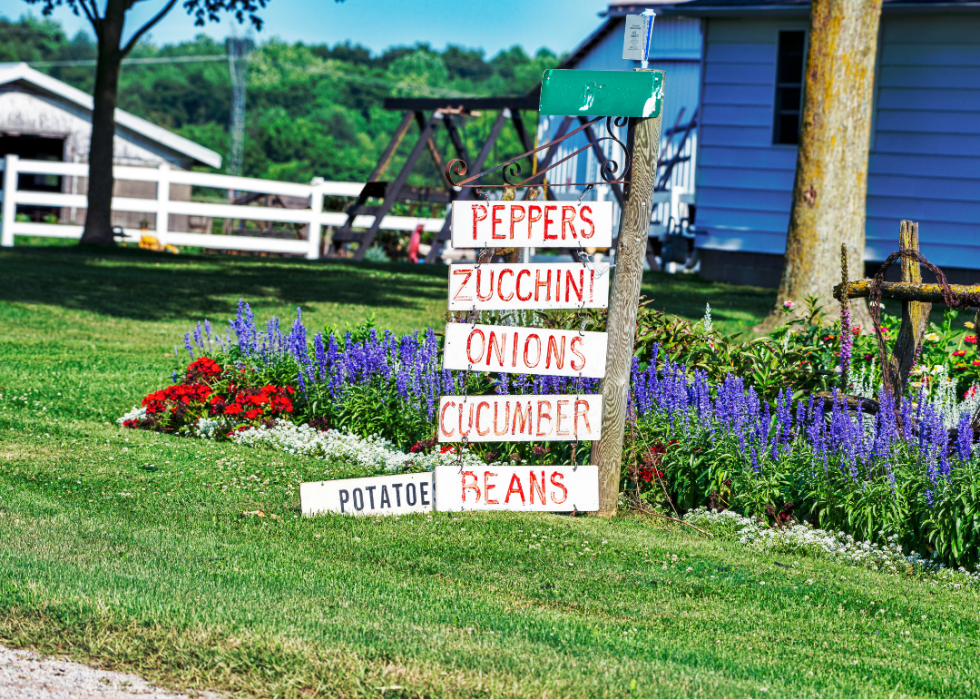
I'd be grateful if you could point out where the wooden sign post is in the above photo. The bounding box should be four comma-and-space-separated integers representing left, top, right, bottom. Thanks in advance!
591, 102, 664, 516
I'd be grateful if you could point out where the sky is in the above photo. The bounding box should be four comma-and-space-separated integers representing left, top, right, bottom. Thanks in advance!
0, 0, 612, 57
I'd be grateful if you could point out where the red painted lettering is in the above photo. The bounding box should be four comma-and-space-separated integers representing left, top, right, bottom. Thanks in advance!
545, 335, 566, 370
440, 400, 456, 438
574, 399, 592, 435
487, 331, 506, 367
476, 269, 494, 302
505, 474, 526, 504
527, 205, 543, 237
524, 334, 541, 369
493, 402, 510, 436
458, 401, 474, 437
579, 205, 595, 238
512, 401, 532, 435
516, 269, 532, 301
550, 472, 568, 504
556, 400, 571, 436
529, 470, 546, 504
536, 399, 553, 437
484, 471, 499, 504
566, 269, 584, 304
472, 205, 487, 240
461, 471, 480, 502
476, 401, 491, 436
561, 206, 577, 239
497, 268, 515, 302
491, 205, 506, 239
570, 336, 586, 371
452, 268, 473, 302
543, 205, 558, 240
466, 328, 486, 365
509, 205, 525, 239
534, 269, 551, 303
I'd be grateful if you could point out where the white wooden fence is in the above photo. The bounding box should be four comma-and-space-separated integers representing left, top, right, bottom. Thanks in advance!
0, 154, 445, 259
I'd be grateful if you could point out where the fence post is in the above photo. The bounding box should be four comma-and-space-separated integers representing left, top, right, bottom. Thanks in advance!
308, 177, 324, 260
590, 87, 665, 518
1, 154, 18, 247
156, 162, 171, 246
891, 220, 930, 398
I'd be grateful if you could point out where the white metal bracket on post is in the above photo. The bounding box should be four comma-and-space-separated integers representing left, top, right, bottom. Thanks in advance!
1, 154, 18, 247
308, 177, 325, 260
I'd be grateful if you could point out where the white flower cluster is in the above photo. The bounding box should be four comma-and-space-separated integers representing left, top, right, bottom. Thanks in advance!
225, 418, 502, 473
684, 507, 980, 587
191, 416, 227, 440
116, 405, 146, 424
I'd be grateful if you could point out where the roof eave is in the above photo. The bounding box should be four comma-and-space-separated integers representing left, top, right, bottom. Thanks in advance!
660, 1, 980, 16
0, 62, 222, 169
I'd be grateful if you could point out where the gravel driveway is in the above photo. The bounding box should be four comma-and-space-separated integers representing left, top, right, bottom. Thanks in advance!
0, 645, 216, 698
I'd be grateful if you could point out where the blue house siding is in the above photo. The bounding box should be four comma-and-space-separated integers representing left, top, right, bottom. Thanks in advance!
696, 18, 807, 255
867, 14, 980, 269
696, 11, 980, 279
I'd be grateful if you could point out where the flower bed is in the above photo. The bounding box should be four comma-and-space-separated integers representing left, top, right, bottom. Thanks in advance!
120, 300, 980, 571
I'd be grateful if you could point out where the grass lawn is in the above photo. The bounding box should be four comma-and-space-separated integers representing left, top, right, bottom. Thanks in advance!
2, 246, 978, 698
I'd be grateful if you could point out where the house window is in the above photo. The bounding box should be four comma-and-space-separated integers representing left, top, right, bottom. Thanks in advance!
773, 31, 806, 145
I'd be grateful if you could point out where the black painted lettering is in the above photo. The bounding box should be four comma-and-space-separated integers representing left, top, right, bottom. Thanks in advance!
380, 485, 391, 508
406, 483, 417, 506
420, 480, 430, 505
365, 485, 377, 509
339, 489, 349, 513
352, 488, 364, 511
392, 483, 403, 506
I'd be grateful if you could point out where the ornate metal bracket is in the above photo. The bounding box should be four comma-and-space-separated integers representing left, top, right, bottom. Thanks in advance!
444, 116, 630, 190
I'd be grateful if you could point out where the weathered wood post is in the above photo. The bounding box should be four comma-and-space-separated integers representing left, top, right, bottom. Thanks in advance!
591, 74, 665, 517
890, 220, 931, 398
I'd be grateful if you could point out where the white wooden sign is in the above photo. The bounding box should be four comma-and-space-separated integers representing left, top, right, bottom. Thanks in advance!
300, 472, 434, 516
451, 201, 613, 248
437, 394, 602, 442
434, 465, 599, 512
448, 263, 610, 311
443, 323, 607, 378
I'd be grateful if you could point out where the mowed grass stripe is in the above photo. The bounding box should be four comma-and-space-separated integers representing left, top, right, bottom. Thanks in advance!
1, 247, 978, 697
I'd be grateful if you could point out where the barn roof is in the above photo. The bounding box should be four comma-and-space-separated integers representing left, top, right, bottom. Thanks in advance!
0, 62, 222, 169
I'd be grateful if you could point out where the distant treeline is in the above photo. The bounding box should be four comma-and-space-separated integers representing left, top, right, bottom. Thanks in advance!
0, 16, 561, 186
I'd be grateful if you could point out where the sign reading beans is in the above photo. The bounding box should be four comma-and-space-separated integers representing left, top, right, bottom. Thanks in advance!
434, 466, 599, 512
451, 201, 613, 248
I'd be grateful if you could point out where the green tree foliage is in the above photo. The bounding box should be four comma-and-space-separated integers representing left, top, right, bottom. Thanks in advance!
0, 16, 562, 187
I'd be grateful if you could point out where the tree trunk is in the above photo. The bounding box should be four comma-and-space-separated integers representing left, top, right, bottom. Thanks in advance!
80, 0, 128, 246
760, 0, 883, 331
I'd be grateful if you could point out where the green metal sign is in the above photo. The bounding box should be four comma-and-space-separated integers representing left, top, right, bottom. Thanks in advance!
539, 69, 664, 118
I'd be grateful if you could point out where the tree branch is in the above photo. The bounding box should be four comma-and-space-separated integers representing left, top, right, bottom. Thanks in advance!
121, 0, 180, 57
77, 0, 101, 35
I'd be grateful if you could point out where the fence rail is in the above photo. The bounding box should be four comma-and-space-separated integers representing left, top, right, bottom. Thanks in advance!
0, 155, 444, 259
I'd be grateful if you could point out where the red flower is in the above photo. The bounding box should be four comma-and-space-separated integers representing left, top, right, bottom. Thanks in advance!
822, 335, 835, 342
864, 353, 874, 361
224, 403, 243, 416
245, 408, 262, 419
953, 350, 966, 357
966, 335, 978, 345
440, 445, 455, 454
973, 360, 980, 367
852, 325, 862, 336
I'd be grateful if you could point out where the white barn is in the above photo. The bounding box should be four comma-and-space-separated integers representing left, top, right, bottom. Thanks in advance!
0, 62, 220, 230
